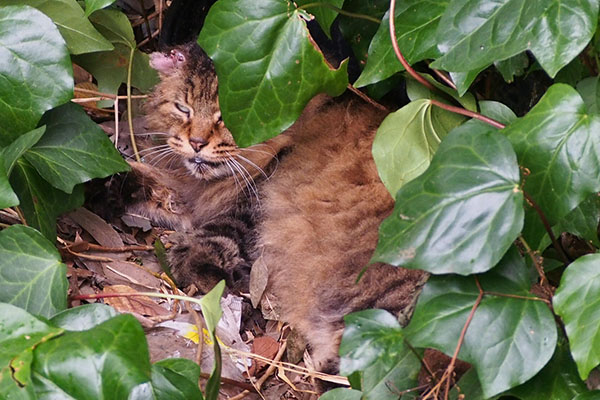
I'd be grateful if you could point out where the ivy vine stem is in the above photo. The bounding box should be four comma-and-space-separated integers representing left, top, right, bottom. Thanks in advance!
388, 0, 435, 91
298, 2, 381, 24
429, 99, 506, 129
522, 191, 570, 265
388, 0, 506, 131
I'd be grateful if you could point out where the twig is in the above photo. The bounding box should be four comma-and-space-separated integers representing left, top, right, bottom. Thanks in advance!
430, 99, 505, 129
184, 286, 204, 365
74, 87, 145, 100
389, 0, 434, 91
114, 96, 120, 150
421, 277, 484, 400
518, 235, 550, 289
198, 372, 257, 392
388, 0, 507, 132
483, 290, 550, 304
223, 347, 349, 386
63, 240, 155, 252
431, 69, 457, 90
299, 3, 381, 24
229, 342, 288, 400
130, 10, 160, 27
127, 47, 142, 162
347, 84, 388, 111
14, 207, 27, 225
522, 191, 569, 265
137, 29, 160, 48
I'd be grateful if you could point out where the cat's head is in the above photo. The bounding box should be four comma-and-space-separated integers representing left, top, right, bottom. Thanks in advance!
146, 43, 238, 180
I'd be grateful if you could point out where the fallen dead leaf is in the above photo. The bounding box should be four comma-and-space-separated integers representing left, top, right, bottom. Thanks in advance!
248, 336, 279, 377
102, 284, 170, 317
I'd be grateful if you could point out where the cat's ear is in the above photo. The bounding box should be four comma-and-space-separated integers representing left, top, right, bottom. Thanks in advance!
149, 49, 186, 75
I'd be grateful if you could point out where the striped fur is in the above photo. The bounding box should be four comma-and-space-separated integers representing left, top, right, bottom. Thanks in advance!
123, 44, 427, 380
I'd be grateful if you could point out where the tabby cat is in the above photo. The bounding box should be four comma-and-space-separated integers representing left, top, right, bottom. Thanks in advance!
126, 43, 426, 376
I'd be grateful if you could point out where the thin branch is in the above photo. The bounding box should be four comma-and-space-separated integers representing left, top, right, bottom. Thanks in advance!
484, 290, 550, 305
389, 0, 435, 91
299, 3, 381, 24
14, 207, 27, 225
114, 96, 120, 150
430, 99, 506, 129
347, 84, 388, 111
199, 372, 257, 392
127, 47, 141, 162
62, 241, 155, 252
229, 341, 288, 400
518, 235, 549, 286
421, 277, 484, 400
431, 68, 457, 90
522, 191, 569, 265
388, 0, 508, 133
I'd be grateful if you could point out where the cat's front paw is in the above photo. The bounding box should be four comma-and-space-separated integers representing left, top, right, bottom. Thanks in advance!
166, 231, 249, 293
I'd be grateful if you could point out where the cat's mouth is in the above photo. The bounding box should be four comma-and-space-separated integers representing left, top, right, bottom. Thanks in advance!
184, 156, 230, 180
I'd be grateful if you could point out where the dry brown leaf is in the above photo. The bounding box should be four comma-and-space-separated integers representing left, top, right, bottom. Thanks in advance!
249, 252, 268, 308
102, 284, 169, 317
69, 207, 124, 248
248, 336, 280, 377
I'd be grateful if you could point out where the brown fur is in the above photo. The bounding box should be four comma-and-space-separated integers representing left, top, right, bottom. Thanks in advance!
125, 44, 426, 377
257, 95, 426, 370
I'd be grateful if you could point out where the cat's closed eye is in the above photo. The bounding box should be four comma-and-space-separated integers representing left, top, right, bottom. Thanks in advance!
175, 102, 191, 115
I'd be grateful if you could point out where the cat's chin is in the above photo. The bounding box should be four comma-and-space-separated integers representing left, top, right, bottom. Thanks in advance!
184, 158, 231, 181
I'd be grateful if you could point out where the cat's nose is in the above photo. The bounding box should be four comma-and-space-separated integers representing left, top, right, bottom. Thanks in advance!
189, 137, 208, 152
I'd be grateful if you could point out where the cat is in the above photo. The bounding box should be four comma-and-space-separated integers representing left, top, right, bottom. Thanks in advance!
124, 42, 427, 377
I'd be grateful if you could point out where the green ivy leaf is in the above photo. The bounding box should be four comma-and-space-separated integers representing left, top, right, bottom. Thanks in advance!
153, 359, 201, 387
337, 0, 389, 66
0, 225, 67, 318
405, 248, 557, 397
3, 0, 114, 55
24, 103, 129, 194
339, 310, 420, 399
554, 194, 600, 247
503, 84, 600, 249
573, 392, 600, 400
10, 159, 84, 241
296, 0, 344, 37
405, 74, 477, 111
577, 76, 600, 114
355, 0, 446, 87
554, 254, 600, 379
449, 369, 486, 400
84, 0, 116, 16
0, 303, 64, 399
200, 281, 225, 400
50, 303, 118, 331
372, 99, 464, 196
449, 67, 485, 96
506, 339, 587, 400
151, 361, 204, 400
320, 388, 363, 400
494, 52, 529, 83
431, 0, 598, 78
2, 126, 46, 175
0, 6, 72, 143
372, 123, 523, 275
199, 0, 348, 147
31, 314, 152, 399
73, 9, 158, 104
0, 155, 18, 209
478, 100, 517, 126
